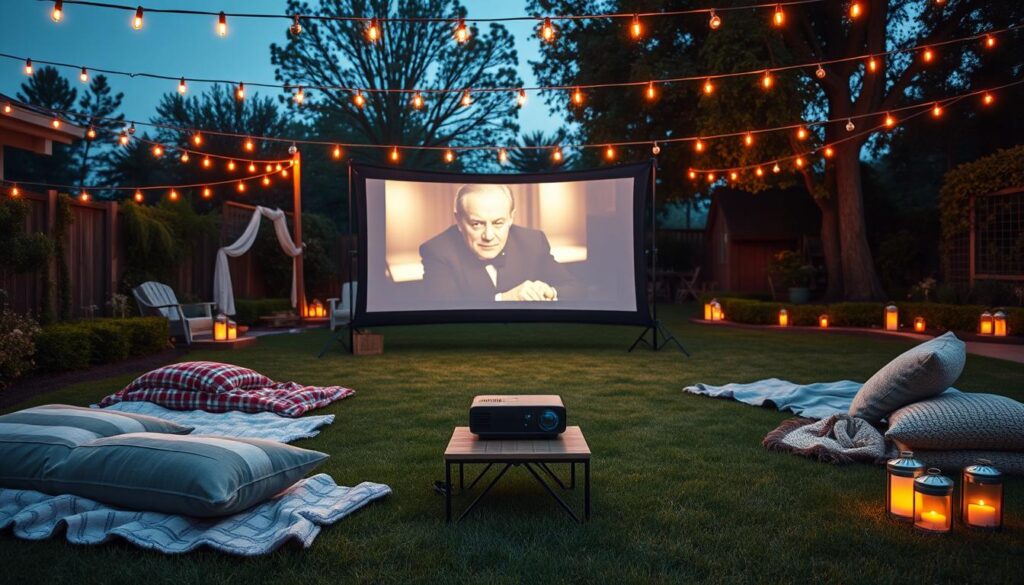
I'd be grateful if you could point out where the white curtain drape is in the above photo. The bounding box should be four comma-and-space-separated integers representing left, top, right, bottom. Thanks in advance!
213, 206, 303, 316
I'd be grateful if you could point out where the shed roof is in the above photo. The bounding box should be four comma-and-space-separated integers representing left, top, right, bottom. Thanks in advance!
707, 186, 821, 241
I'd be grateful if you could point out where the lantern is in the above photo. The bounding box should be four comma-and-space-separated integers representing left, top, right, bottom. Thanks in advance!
214, 314, 228, 341
913, 468, 954, 534
886, 451, 924, 521
818, 314, 829, 328
704, 302, 713, 320
979, 311, 993, 335
227, 320, 238, 340
961, 460, 1003, 530
710, 300, 722, 321
884, 303, 898, 331
913, 317, 926, 333
778, 309, 789, 327
993, 311, 1007, 337
309, 299, 324, 318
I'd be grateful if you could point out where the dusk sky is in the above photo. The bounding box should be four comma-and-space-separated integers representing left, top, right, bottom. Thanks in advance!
0, 1, 556, 134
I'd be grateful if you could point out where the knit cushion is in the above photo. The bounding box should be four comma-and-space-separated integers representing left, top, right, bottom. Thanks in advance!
849, 332, 966, 424
121, 361, 272, 395
885, 392, 1024, 450
46, 433, 328, 517
0, 404, 192, 491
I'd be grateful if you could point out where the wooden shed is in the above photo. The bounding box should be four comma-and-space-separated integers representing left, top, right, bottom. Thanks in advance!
704, 186, 821, 295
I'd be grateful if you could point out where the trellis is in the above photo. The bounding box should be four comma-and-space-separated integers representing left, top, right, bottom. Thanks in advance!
970, 187, 1024, 284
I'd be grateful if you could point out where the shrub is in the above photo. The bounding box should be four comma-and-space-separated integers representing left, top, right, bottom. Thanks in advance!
0, 310, 42, 387
118, 317, 170, 357
33, 318, 169, 374
85, 320, 131, 365
233, 298, 292, 326
34, 324, 92, 373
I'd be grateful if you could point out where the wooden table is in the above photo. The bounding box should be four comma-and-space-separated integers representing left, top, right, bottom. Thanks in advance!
443, 426, 591, 523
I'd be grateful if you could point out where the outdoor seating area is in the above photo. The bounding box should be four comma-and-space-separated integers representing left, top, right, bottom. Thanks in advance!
1, 1, 1024, 583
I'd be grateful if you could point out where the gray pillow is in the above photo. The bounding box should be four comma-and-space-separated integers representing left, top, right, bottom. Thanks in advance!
886, 392, 1024, 450
849, 332, 966, 424
46, 433, 328, 517
890, 446, 1024, 477
0, 404, 193, 491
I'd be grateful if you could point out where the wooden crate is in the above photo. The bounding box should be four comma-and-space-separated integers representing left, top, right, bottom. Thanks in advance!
353, 331, 383, 355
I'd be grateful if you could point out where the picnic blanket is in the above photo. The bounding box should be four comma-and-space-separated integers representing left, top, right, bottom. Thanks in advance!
0, 474, 390, 556
683, 378, 865, 419
98, 401, 335, 443
98, 382, 355, 418
762, 414, 896, 464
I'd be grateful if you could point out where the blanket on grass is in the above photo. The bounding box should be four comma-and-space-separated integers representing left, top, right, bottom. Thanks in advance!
98, 401, 335, 443
98, 382, 355, 418
683, 378, 864, 419
0, 474, 390, 556
762, 415, 895, 464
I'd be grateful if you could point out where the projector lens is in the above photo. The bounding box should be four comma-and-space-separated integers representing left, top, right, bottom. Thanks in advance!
539, 409, 560, 432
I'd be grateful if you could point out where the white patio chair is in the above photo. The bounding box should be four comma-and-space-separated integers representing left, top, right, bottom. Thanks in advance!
132, 281, 215, 345
326, 282, 358, 332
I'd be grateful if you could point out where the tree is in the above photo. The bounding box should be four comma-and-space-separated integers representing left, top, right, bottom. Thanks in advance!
270, 0, 522, 172
506, 130, 576, 172
73, 75, 125, 186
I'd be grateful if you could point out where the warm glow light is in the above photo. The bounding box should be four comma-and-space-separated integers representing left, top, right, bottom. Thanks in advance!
86, 127, 96, 140
694, 139, 704, 153
444, 148, 455, 163
265, 164, 273, 173
498, 148, 508, 164
411, 91, 424, 109
280, 168, 289, 178
366, 17, 380, 42
294, 86, 305, 104
744, 133, 753, 147
516, 88, 527, 108
688, 169, 697, 180
203, 156, 212, 168
227, 160, 236, 171
3, 102, 11, 114
984, 34, 996, 49
708, 10, 721, 30
179, 151, 189, 163
237, 181, 246, 193
772, 163, 781, 174
884, 113, 896, 128
51, 0, 63, 22
390, 146, 400, 162
815, 64, 826, 79
797, 126, 808, 140
849, 2, 862, 19
552, 147, 563, 162
773, 4, 785, 27
11, 186, 20, 197
132, 6, 144, 30
795, 156, 805, 168
703, 78, 714, 95
290, 15, 302, 36
332, 145, 342, 159
631, 14, 642, 39
914, 317, 926, 332
236, 82, 245, 100
824, 146, 835, 158
461, 90, 472, 107
51, 117, 61, 129
993, 311, 1007, 336
202, 187, 212, 199
353, 90, 365, 108
168, 189, 178, 201
778, 309, 789, 327
922, 47, 934, 63
572, 87, 584, 106
819, 314, 829, 328
24, 58, 33, 76
706, 172, 715, 183
604, 145, 615, 160
275, 163, 282, 172
247, 162, 256, 172
454, 18, 469, 43
79, 67, 89, 83
867, 56, 878, 72
755, 166, 764, 177
177, 77, 187, 94
79, 190, 89, 202
217, 11, 227, 37
119, 131, 129, 146
244, 138, 254, 152
729, 171, 738, 181
885, 304, 899, 331
982, 92, 994, 105
761, 70, 773, 89
645, 81, 656, 100
540, 17, 555, 42
133, 190, 143, 202
262, 176, 271, 186
932, 102, 943, 118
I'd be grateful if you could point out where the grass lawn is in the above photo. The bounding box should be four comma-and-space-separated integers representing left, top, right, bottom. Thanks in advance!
2, 304, 1022, 585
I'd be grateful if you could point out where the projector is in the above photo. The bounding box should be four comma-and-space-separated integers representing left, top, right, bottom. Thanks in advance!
469, 395, 566, 439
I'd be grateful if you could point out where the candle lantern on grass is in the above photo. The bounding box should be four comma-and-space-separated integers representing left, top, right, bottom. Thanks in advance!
778, 308, 789, 327
979, 311, 993, 335
818, 314, 829, 328
913, 468, 953, 534
913, 317, 926, 333
704, 302, 713, 320
710, 300, 722, 321
214, 314, 228, 341
227, 320, 238, 340
961, 460, 1003, 531
312, 299, 325, 318
885, 303, 898, 331
886, 451, 924, 522
993, 311, 1007, 337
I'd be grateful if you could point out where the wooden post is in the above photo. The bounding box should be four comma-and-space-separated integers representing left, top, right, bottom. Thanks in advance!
292, 149, 306, 317
106, 200, 119, 314
46, 189, 58, 318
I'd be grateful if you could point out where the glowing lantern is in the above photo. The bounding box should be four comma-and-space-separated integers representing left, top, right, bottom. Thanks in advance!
885, 303, 898, 331
710, 300, 722, 321
778, 309, 789, 327
818, 314, 829, 329
993, 311, 1007, 336
961, 460, 1003, 531
704, 302, 713, 320
227, 320, 238, 340
914, 317, 926, 333
886, 451, 924, 522
214, 314, 228, 341
913, 468, 953, 534
979, 311, 993, 335
309, 299, 325, 318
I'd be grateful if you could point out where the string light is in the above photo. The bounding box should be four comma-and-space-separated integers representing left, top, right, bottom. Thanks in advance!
203, 156, 212, 168
688, 170, 697, 180
79, 67, 88, 83
333, 145, 342, 159
236, 82, 245, 100
134, 190, 143, 202
706, 172, 716, 183
217, 11, 227, 36
755, 166, 764, 177
744, 132, 754, 147
192, 132, 203, 146
982, 91, 994, 105
411, 91, 424, 109
761, 70, 773, 89
815, 64, 826, 79
353, 90, 365, 108
244, 137, 254, 151
461, 89, 472, 107
237, 181, 246, 193
3, 102, 11, 114
516, 88, 527, 108
178, 77, 187, 94
51, 0, 63, 22
645, 81, 656, 101
823, 145, 835, 158
289, 15, 302, 35
932, 102, 943, 117
275, 163, 282, 171
773, 4, 785, 27
227, 160, 236, 171
703, 78, 714, 95
280, 168, 289, 178
794, 156, 805, 168
498, 147, 508, 164
247, 162, 256, 172
631, 14, 642, 40
51, 117, 61, 129
884, 112, 896, 128
262, 176, 271, 186
79, 190, 89, 202
293, 86, 305, 104
180, 151, 189, 163
540, 17, 555, 42
772, 163, 781, 173
797, 126, 808, 140
169, 189, 179, 201
604, 145, 615, 160
729, 171, 738, 181
572, 87, 584, 106
845, 119, 855, 132
86, 126, 96, 140
551, 146, 563, 162
984, 34, 996, 49
24, 58, 33, 76
366, 17, 380, 42
265, 164, 273, 173
202, 187, 212, 199
454, 18, 469, 43
694, 138, 704, 153
867, 56, 878, 72
118, 131, 129, 145
132, 6, 144, 30
444, 148, 455, 163
390, 146, 400, 162
128, 121, 135, 134
151, 144, 163, 157
11, 185, 20, 196
708, 10, 721, 30
651, 143, 660, 155
922, 47, 934, 63
849, 2, 862, 19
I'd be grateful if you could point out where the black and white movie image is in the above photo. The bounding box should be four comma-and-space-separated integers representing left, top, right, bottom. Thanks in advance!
362, 176, 638, 313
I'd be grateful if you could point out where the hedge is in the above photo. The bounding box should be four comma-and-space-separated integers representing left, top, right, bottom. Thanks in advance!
33, 317, 170, 374
232, 298, 293, 326
699, 296, 1023, 335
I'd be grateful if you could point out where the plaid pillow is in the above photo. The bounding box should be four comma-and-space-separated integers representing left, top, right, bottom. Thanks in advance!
98, 383, 355, 418
121, 361, 273, 395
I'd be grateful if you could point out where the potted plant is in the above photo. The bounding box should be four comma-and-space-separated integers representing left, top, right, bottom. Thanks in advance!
769, 250, 814, 304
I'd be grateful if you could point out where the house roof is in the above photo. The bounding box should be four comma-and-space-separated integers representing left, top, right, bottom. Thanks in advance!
0, 92, 85, 154
707, 186, 821, 241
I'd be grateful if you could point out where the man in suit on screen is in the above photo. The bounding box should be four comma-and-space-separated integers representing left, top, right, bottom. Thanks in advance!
418, 184, 583, 302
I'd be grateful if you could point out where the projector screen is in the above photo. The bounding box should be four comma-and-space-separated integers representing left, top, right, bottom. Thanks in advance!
350, 161, 652, 327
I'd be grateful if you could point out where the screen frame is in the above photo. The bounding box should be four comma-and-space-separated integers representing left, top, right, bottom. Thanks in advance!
349, 160, 654, 328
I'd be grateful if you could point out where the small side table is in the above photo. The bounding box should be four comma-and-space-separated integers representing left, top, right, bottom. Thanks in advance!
443, 426, 591, 523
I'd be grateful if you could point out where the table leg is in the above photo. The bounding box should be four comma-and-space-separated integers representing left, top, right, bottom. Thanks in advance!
571, 462, 576, 489
459, 463, 464, 491
584, 460, 590, 521
445, 461, 452, 523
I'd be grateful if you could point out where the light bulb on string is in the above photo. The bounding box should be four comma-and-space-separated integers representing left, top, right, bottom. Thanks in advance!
516, 88, 527, 108
884, 112, 896, 128
192, 133, 202, 146
275, 163, 282, 171
551, 146, 563, 163
845, 119, 855, 132
922, 47, 934, 63
849, 2, 862, 19
289, 15, 302, 35
498, 148, 508, 164
79, 67, 88, 83
708, 11, 721, 30
729, 171, 738, 181
645, 81, 656, 101
823, 146, 835, 158
984, 34, 996, 49
247, 162, 256, 172
795, 156, 805, 168
332, 145, 342, 159
236, 82, 245, 100
86, 126, 96, 140
262, 177, 271, 187
353, 90, 365, 108
280, 168, 289, 178
217, 11, 227, 37
293, 86, 305, 104
815, 64, 826, 79
932, 102, 943, 117
411, 91, 424, 109
118, 131, 129, 146
688, 170, 697, 180
982, 92, 994, 106
604, 145, 615, 160
703, 78, 714, 95
572, 87, 584, 106
3, 102, 11, 114
773, 4, 785, 27
132, 6, 143, 30
744, 133, 754, 147
444, 149, 455, 163
454, 18, 469, 43
169, 189, 179, 201
366, 17, 380, 42
265, 164, 273, 173
631, 14, 642, 40
461, 90, 472, 107
24, 58, 33, 76
178, 77, 187, 94
128, 122, 136, 135
797, 126, 808, 140
755, 166, 764, 177
761, 70, 773, 90
79, 190, 89, 202
133, 190, 143, 203
180, 151, 189, 163
651, 142, 660, 155
227, 160, 236, 171
202, 187, 212, 199
706, 172, 715, 183
203, 156, 212, 168
540, 17, 555, 42
772, 163, 781, 174
867, 56, 878, 72
51, 0, 63, 22
11, 185, 20, 196
237, 181, 246, 193
694, 138, 704, 153
390, 146, 400, 162
51, 117, 61, 129
244, 138, 254, 152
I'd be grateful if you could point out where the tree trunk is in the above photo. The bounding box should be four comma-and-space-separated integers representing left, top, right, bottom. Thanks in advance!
814, 195, 844, 301
834, 143, 885, 300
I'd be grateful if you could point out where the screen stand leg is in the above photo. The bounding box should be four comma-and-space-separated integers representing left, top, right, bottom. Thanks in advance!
628, 320, 688, 355
318, 324, 353, 357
